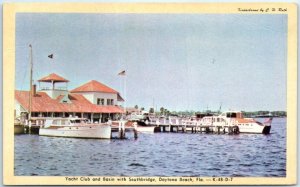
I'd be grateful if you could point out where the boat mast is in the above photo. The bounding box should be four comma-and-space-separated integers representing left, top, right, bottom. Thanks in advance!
123, 73, 126, 118
28, 44, 33, 120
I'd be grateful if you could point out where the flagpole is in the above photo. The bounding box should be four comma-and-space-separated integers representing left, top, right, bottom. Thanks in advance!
118, 70, 126, 119
29, 44, 33, 121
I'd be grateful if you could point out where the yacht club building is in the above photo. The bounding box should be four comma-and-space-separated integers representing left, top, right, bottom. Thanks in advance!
15, 73, 124, 123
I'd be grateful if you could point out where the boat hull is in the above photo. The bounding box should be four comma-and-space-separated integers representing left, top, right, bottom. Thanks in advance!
39, 124, 111, 139
14, 124, 25, 134
238, 124, 271, 134
136, 126, 155, 133
262, 125, 271, 134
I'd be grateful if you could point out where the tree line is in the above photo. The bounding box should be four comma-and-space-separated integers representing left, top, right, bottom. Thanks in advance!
133, 105, 286, 117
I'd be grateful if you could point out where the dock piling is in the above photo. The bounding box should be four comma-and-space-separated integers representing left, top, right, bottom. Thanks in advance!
118, 121, 126, 139
133, 122, 138, 139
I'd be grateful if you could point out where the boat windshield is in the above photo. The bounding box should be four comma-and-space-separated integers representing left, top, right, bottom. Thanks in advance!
226, 113, 237, 118
225, 112, 243, 118
70, 119, 86, 124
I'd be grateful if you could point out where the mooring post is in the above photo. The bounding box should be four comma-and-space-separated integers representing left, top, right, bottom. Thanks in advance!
118, 121, 122, 138
29, 120, 32, 134
133, 122, 138, 139
120, 128, 124, 139
121, 121, 125, 138
233, 126, 239, 134
175, 119, 179, 133
24, 120, 28, 134
236, 126, 240, 134
205, 127, 209, 133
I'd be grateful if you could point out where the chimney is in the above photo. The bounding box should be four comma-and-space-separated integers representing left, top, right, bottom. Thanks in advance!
32, 84, 37, 96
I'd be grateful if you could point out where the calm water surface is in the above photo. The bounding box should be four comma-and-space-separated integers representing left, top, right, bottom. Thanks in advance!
15, 118, 286, 177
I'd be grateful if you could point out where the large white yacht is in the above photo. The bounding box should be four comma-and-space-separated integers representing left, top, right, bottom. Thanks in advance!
39, 117, 111, 139
201, 111, 272, 134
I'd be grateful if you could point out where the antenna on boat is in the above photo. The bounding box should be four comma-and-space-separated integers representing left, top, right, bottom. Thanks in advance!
218, 102, 222, 113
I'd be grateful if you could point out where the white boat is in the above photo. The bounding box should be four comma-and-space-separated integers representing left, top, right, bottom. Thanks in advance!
127, 111, 150, 121
14, 124, 25, 134
39, 117, 111, 139
111, 121, 155, 134
136, 125, 156, 134
200, 111, 272, 134
14, 117, 24, 134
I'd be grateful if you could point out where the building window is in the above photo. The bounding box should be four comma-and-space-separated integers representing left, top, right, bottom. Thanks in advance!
111, 99, 114, 105
97, 98, 105, 105
107, 99, 114, 106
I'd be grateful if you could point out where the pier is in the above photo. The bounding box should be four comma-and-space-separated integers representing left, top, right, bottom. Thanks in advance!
18, 116, 240, 138
111, 121, 138, 139
144, 117, 240, 135
154, 124, 239, 134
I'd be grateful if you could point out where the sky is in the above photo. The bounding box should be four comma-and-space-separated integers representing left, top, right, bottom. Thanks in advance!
15, 13, 287, 112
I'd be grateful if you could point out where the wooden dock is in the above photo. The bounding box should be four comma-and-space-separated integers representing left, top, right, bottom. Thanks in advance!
145, 118, 240, 135
109, 121, 138, 139
153, 124, 239, 134
19, 117, 239, 138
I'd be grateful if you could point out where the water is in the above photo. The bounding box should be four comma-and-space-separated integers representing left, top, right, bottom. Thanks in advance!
14, 118, 286, 177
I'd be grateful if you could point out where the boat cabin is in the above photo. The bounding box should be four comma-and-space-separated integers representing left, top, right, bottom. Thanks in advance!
44, 117, 90, 127
220, 111, 243, 118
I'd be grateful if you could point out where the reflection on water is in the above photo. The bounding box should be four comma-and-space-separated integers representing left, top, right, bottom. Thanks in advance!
15, 118, 286, 176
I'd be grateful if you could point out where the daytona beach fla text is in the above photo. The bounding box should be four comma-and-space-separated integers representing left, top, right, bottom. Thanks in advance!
65, 177, 204, 183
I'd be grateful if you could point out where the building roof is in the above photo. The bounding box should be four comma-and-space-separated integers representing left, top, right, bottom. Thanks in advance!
70, 80, 118, 94
117, 93, 124, 102
15, 90, 124, 114
38, 73, 69, 83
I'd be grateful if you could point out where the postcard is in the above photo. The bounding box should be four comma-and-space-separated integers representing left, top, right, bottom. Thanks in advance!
3, 3, 297, 185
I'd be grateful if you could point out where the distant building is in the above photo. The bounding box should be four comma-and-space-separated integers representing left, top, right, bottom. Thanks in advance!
15, 73, 124, 123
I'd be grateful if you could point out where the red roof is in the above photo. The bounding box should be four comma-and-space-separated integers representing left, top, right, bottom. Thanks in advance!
38, 73, 69, 83
70, 80, 118, 94
15, 90, 124, 113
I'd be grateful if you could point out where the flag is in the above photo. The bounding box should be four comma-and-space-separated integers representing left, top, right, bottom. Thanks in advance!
48, 54, 53, 59
118, 70, 126, 76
